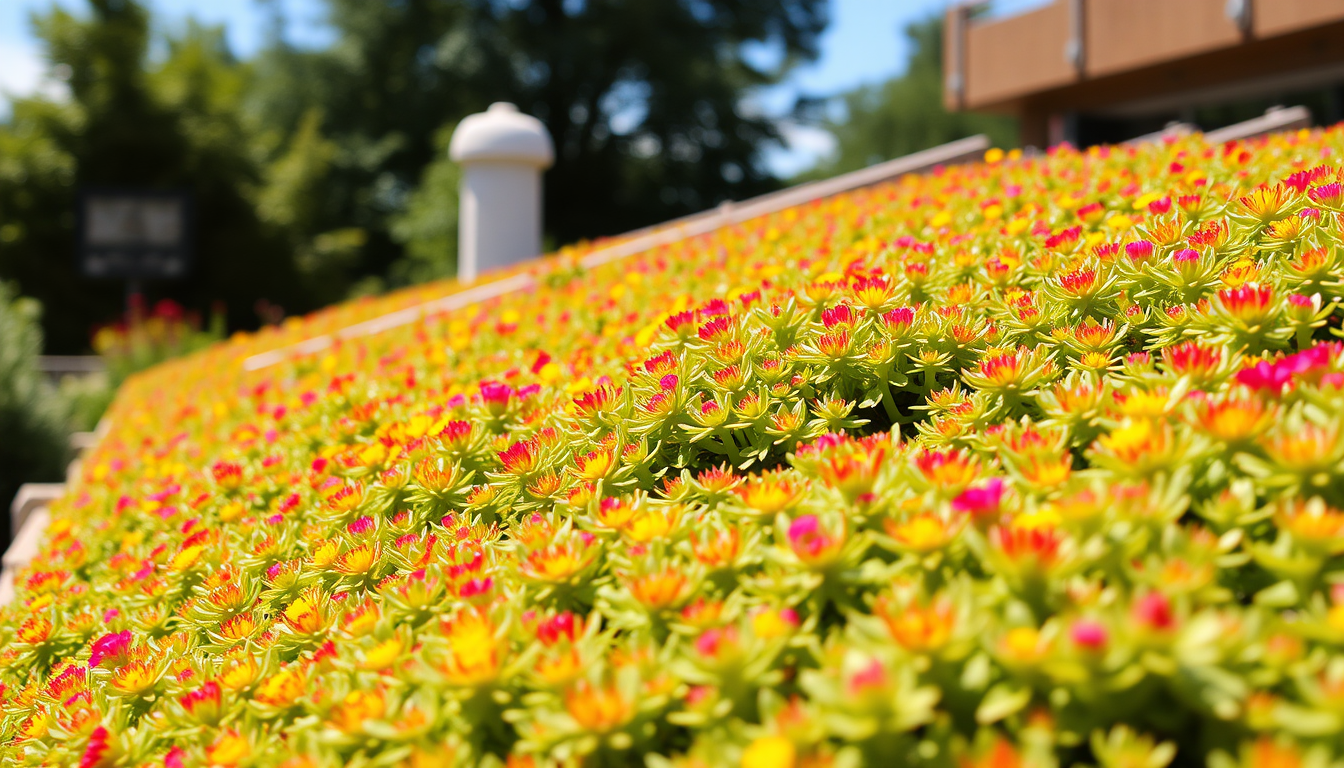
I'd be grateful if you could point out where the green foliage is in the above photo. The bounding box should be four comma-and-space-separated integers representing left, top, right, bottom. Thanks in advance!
248, 0, 829, 282
0, 283, 69, 539
3, 0, 831, 349
58, 371, 114, 434
256, 108, 368, 306
0, 1, 305, 353
389, 123, 460, 285
804, 15, 1018, 180
93, 299, 226, 387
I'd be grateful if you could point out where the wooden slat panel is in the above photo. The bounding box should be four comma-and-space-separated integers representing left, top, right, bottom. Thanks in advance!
1254, 0, 1344, 37
1085, 0, 1242, 78
964, 3, 1075, 107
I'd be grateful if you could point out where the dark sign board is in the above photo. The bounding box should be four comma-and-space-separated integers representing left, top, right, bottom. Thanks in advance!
77, 188, 194, 280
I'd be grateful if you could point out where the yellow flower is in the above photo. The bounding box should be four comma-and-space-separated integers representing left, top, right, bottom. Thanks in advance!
16, 616, 52, 644
170, 545, 203, 572
440, 611, 501, 686
750, 607, 798, 640
362, 638, 403, 671
886, 513, 958, 554
623, 505, 682, 543
110, 660, 160, 697
207, 730, 250, 766
311, 540, 340, 569
255, 668, 304, 708
1000, 626, 1045, 663
219, 655, 259, 691
742, 736, 795, 768
329, 689, 385, 733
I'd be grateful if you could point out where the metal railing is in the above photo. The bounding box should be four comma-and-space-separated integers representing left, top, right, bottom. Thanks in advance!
242, 105, 1317, 373
243, 134, 991, 371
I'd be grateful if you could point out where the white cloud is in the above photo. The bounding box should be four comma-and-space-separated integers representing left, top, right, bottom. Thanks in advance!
764, 121, 838, 179
0, 41, 68, 119
0, 42, 43, 105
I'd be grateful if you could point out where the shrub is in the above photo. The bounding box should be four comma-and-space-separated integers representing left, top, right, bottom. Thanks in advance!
0, 283, 69, 542
92, 298, 225, 388
4, 129, 1344, 768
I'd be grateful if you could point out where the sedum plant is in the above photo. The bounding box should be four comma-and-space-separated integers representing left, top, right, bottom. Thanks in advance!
5, 129, 1344, 768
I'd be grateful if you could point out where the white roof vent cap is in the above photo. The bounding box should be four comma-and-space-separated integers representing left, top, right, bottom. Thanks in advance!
449, 102, 554, 167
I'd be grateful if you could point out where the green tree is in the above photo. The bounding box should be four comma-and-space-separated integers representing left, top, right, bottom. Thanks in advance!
0, 1, 306, 352
806, 15, 1017, 179
249, 0, 830, 287
0, 283, 69, 542
389, 123, 460, 285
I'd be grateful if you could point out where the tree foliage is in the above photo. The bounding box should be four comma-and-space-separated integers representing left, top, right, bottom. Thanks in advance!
0, 1, 313, 352
0, 283, 68, 540
2, 0, 829, 349
250, 0, 829, 282
389, 123, 461, 285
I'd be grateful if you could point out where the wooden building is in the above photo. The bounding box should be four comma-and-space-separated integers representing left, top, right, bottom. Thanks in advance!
944, 0, 1344, 146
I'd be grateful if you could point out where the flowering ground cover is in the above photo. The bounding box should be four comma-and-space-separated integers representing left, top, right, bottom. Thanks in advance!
6, 127, 1344, 768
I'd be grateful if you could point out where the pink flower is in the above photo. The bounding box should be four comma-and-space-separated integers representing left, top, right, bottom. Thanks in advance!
952, 478, 1005, 522
89, 631, 132, 669
1236, 342, 1339, 393
848, 658, 888, 694
180, 681, 222, 722
695, 627, 735, 657
460, 577, 494, 598
1070, 619, 1108, 650
821, 304, 856, 329
80, 726, 111, 768
1236, 360, 1292, 392
1308, 182, 1342, 207
787, 515, 842, 564
882, 306, 915, 330
1132, 592, 1175, 631
478, 381, 514, 414
1125, 241, 1155, 262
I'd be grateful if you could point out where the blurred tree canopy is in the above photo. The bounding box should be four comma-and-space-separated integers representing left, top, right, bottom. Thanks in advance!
803, 16, 1017, 180
0, 282, 69, 543
0, 0, 310, 352
0, 0, 828, 352
251, 0, 829, 283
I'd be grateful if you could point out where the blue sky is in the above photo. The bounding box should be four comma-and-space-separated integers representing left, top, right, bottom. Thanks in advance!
0, 0, 1046, 175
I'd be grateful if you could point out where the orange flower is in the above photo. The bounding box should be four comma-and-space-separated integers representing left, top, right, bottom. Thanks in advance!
690, 526, 742, 569
329, 689, 386, 733
16, 616, 52, 645
207, 730, 251, 766
885, 513, 961, 554
626, 567, 691, 611
735, 470, 806, 516
991, 525, 1063, 569
564, 680, 632, 733
439, 610, 502, 686
913, 448, 980, 490
876, 597, 956, 653
522, 534, 599, 583
1195, 396, 1270, 443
